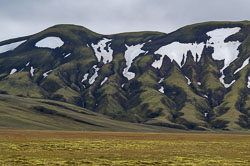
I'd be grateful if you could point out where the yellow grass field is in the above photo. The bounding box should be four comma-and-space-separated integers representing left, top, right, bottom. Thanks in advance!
0, 130, 249, 165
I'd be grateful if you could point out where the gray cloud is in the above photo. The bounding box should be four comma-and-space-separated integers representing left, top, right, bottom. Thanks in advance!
0, 0, 250, 41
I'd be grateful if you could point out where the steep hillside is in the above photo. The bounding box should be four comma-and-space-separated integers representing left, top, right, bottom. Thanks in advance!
0, 21, 249, 131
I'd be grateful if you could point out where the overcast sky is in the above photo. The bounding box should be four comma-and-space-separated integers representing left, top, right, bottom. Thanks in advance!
1, 0, 250, 41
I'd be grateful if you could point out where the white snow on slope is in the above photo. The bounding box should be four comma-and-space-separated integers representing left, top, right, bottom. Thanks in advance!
89, 65, 99, 85
202, 94, 208, 98
158, 86, 164, 93
91, 38, 113, 64
0, 40, 26, 54
206, 27, 241, 87
219, 78, 235, 88
100, 77, 108, 86
26, 62, 30, 67
152, 42, 205, 68
35, 37, 64, 49
219, 74, 236, 88
43, 70, 52, 78
64, 53, 71, 58
153, 27, 241, 88
81, 73, 89, 82
123, 44, 145, 80
158, 78, 164, 83
197, 82, 201, 85
30, 66, 35, 77
204, 113, 208, 117
247, 76, 250, 88
185, 76, 192, 85
206, 28, 241, 70
10, 69, 17, 75
234, 57, 250, 74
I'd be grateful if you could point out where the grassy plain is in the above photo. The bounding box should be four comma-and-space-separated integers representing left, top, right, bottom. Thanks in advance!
0, 130, 249, 165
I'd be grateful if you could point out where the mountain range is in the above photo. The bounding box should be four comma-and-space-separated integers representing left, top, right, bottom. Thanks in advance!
0, 21, 249, 131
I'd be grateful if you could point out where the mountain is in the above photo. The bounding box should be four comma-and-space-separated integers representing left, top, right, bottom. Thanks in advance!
0, 21, 249, 131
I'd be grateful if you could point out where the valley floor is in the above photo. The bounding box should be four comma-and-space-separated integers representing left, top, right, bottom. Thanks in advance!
0, 130, 249, 165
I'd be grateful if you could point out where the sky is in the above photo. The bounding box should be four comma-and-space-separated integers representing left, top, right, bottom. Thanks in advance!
0, 0, 250, 41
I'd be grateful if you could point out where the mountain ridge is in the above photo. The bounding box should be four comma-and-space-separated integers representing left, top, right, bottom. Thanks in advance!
0, 21, 249, 131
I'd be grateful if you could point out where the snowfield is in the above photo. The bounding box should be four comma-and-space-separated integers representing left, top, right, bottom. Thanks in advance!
153, 42, 204, 68
81, 73, 89, 83
35, 37, 64, 49
0, 40, 26, 54
206, 27, 241, 70
100, 77, 108, 86
158, 86, 164, 93
43, 70, 53, 78
248, 76, 250, 88
64, 53, 71, 58
185, 76, 192, 85
123, 44, 145, 80
91, 38, 113, 64
89, 65, 100, 85
206, 27, 241, 87
10, 69, 17, 75
234, 57, 250, 74
30, 66, 35, 77
153, 27, 242, 88
158, 78, 164, 83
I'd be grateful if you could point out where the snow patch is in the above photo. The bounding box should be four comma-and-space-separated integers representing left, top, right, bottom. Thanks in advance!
43, 70, 52, 78
158, 86, 164, 93
89, 65, 99, 85
152, 27, 241, 70
204, 113, 208, 117
64, 53, 71, 58
247, 76, 250, 88
81, 73, 89, 83
26, 62, 30, 67
197, 82, 201, 85
0, 40, 26, 54
202, 95, 208, 98
185, 76, 191, 85
158, 78, 164, 83
35, 37, 64, 49
153, 42, 204, 68
152, 27, 241, 88
206, 28, 241, 71
121, 83, 125, 88
91, 38, 113, 64
219, 75, 236, 88
10, 69, 17, 75
100, 77, 108, 86
123, 43, 145, 80
234, 57, 250, 74
206, 28, 241, 67
30, 66, 35, 77
206, 27, 241, 87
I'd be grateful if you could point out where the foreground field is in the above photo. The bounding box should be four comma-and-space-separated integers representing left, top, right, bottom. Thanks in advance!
0, 130, 250, 165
